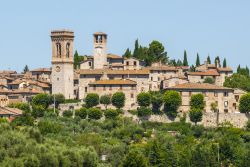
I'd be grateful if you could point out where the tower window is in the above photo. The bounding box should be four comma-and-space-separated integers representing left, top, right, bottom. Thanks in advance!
56, 43, 62, 57
66, 43, 70, 58
134, 61, 137, 66
89, 62, 92, 67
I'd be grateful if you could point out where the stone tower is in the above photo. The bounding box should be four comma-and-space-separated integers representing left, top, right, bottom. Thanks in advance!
93, 32, 107, 69
51, 30, 74, 99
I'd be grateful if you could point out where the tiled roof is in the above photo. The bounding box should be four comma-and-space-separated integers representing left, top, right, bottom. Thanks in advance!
0, 70, 17, 74
89, 79, 137, 85
187, 70, 220, 76
110, 63, 124, 67
0, 88, 43, 95
93, 32, 107, 35
79, 69, 149, 75
0, 107, 22, 116
166, 83, 232, 91
217, 67, 233, 72
147, 66, 178, 71
107, 54, 123, 59
30, 68, 51, 72
177, 66, 190, 70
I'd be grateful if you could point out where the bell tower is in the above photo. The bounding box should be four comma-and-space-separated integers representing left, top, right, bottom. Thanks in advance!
93, 32, 107, 69
51, 30, 74, 99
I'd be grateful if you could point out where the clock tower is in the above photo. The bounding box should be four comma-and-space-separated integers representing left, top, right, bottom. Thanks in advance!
93, 32, 107, 69
51, 30, 74, 99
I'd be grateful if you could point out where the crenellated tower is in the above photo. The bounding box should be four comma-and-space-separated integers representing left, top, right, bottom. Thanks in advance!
51, 30, 74, 99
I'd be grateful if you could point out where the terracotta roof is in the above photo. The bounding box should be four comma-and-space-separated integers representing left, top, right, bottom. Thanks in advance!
93, 32, 107, 35
111, 63, 124, 67
187, 70, 220, 76
217, 67, 233, 72
28, 81, 50, 88
166, 83, 233, 91
0, 88, 43, 95
107, 54, 123, 59
147, 66, 178, 71
79, 69, 149, 75
207, 64, 216, 68
0, 107, 22, 116
89, 79, 137, 85
31, 68, 51, 72
177, 66, 190, 70
0, 70, 17, 74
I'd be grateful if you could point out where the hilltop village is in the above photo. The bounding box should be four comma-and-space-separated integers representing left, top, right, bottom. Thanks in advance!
0, 30, 246, 114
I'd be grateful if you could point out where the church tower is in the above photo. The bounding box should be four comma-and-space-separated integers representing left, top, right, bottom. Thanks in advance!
51, 30, 74, 99
93, 32, 107, 69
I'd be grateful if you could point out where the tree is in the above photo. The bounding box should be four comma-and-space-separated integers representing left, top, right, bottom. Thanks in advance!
137, 107, 151, 119
237, 65, 241, 73
211, 102, 219, 126
190, 65, 196, 72
32, 93, 51, 109
23, 65, 29, 73
123, 48, 132, 58
133, 39, 140, 59
190, 94, 205, 110
75, 107, 87, 119
246, 66, 249, 76
189, 108, 203, 125
112, 92, 125, 109
239, 93, 250, 113
104, 109, 119, 119
100, 94, 111, 109
196, 53, 200, 67
183, 50, 189, 66
163, 91, 182, 117
223, 58, 227, 68
63, 110, 73, 117
147, 40, 168, 66
169, 59, 177, 66
32, 105, 46, 118
203, 77, 215, 84
52, 94, 65, 108
137, 92, 151, 107
85, 93, 99, 108
74, 50, 80, 69
214, 56, 221, 67
176, 59, 183, 66
151, 92, 163, 113
224, 74, 250, 92
88, 108, 102, 120
207, 55, 211, 64
122, 149, 148, 167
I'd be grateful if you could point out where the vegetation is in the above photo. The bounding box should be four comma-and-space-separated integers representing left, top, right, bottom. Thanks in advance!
189, 94, 205, 125
163, 91, 182, 117
137, 92, 151, 107
112, 92, 126, 109
100, 94, 111, 109
88, 108, 102, 120
203, 77, 215, 84
85, 93, 99, 108
239, 93, 250, 113
104, 109, 119, 119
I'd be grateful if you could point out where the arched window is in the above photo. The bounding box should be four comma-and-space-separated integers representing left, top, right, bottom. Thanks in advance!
66, 43, 70, 58
56, 43, 61, 57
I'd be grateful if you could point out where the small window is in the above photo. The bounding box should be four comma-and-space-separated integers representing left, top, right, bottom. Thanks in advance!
109, 85, 112, 90
93, 85, 96, 91
85, 87, 88, 93
131, 93, 134, 98
120, 85, 123, 90
134, 61, 137, 66
235, 95, 239, 102
158, 77, 160, 81
224, 92, 228, 97
57, 78, 59, 81
224, 109, 228, 113
126, 61, 129, 66
201, 76, 204, 79
89, 62, 92, 67
214, 92, 218, 97
189, 91, 192, 96
151, 77, 153, 81
103, 86, 106, 91
122, 75, 124, 79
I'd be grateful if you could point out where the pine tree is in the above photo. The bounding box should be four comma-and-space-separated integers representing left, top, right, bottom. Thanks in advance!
123, 48, 132, 58
207, 55, 211, 64
183, 50, 188, 66
196, 53, 200, 67
223, 58, 227, 67
23, 65, 29, 73
133, 39, 139, 58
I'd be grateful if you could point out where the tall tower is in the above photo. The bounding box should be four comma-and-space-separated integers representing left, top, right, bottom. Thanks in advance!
93, 32, 107, 69
51, 30, 74, 99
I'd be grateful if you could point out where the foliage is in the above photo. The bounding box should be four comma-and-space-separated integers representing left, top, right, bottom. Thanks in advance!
183, 50, 188, 66
64, 99, 81, 104
23, 65, 29, 73
215, 56, 221, 67
147, 40, 168, 66
122, 149, 148, 167
196, 53, 200, 67
8, 102, 30, 113
100, 94, 111, 109
190, 94, 205, 110
73, 50, 85, 69
32, 105, 46, 118
52, 94, 65, 108
203, 77, 215, 84
63, 110, 73, 117
137, 107, 152, 118
210, 102, 218, 112
123, 48, 132, 58
31, 93, 51, 109
150, 91, 163, 114
189, 108, 203, 125
224, 74, 250, 92
163, 91, 182, 117
239, 93, 250, 113
223, 58, 227, 67
112, 92, 125, 109
104, 109, 119, 119
85, 93, 99, 108
88, 108, 102, 120
137, 92, 151, 107
75, 107, 87, 119
207, 55, 211, 64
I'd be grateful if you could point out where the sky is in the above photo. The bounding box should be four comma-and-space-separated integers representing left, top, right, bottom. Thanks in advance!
0, 0, 250, 72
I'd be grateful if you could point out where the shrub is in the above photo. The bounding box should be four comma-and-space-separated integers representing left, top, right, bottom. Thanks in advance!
239, 93, 250, 113
88, 108, 102, 120
52, 93, 65, 108
112, 92, 125, 109
190, 94, 205, 110
104, 109, 119, 119
151, 92, 163, 114
8, 102, 30, 113
31, 93, 51, 109
75, 108, 87, 119
85, 93, 99, 108
100, 94, 111, 109
203, 77, 215, 84
137, 107, 152, 118
63, 110, 73, 117
189, 108, 203, 125
163, 91, 182, 117
137, 92, 151, 107
32, 105, 46, 118
38, 119, 62, 135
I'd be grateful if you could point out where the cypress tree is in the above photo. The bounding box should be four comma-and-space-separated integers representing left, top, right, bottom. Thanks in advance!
246, 66, 249, 76
73, 50, 79, 69
237, 65, 241, 73
23, 65, 29, 73
214, 56, 221, 67
123, 48, 132, 58
196, 53, 200, 67
223, 58, 227, 67
133, 39, 139, 58
207, 55, 211, 64
176, 59, 183, 66
183, 50, 188, 66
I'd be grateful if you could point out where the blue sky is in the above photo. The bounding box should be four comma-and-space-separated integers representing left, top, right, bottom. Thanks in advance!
0, 0, 250, 72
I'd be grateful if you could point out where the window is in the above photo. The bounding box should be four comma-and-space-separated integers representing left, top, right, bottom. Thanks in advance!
122, 75, 124, 79
224, 101, 228, 108
126, 61, 129, 66
214, 92, 218, 97
131, 93, 134, 98
131, 85, 135, 90
85, 87, 88, 93
158, 77, 160, 81
180, 91, 182, 96
93, 85, 96, 91
189, 91, 192, 97
224, 109, 228, 113
233, 103, 237, 110
201, 76, 204, 79
89, 62, 92, 67
56, 43, 61, 57
151, 77, 153, 81
57, 78, 59, 81
235, 95, 239, 102
103, 85, 106, 91
134, 61, 137, 66
120, 85, 123, 90
66, 43, 70, 58
109, 85, 112, 90
224, 92, 228, 97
